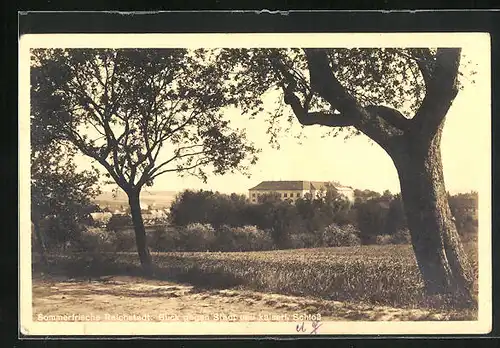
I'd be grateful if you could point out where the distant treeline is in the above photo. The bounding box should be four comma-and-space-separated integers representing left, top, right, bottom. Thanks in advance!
168, 188, 478, 246
33, 187, 477, 253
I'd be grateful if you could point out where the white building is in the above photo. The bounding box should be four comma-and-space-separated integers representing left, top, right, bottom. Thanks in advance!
248, 180, 354, 204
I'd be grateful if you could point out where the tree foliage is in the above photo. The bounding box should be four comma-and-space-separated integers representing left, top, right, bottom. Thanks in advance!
31, 48, 258, 192
31, 48, 259, 270
216, 47, 476, 300
31, 76, 101, 248
216, 48, 474, 142
448, 191, 478, 236
169, 190, 248, 228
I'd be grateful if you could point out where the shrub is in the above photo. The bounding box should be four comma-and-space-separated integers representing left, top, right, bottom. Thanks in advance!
376, 229, 411, 245
214, 225, 239, 251
106, 214, 133, 232
290, 233, 317, 249
234, 225, 274, 251
113, 229, 137, 251
148, 226, 182, 252
215, 225, 274, 251
375, 234, 393, 245
39, 217, 88, 251
178, 223, 216, 251
77, 228, 117, 253
320, 223, 361, 247
391, 228, 412, 244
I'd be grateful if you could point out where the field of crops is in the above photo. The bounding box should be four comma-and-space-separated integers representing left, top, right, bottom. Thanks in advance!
36, 242, 478, 321
43, 242, 474, 313
151, 244, 477, 310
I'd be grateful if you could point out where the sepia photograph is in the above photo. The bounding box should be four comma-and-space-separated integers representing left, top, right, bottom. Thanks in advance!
19, 33, 491, 335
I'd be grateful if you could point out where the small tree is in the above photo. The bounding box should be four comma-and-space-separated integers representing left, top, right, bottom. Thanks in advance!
449, 192, 478, 236
355, 197, 391, 244
169, 190, 216, 226
31, 82, 101, 257
256, 192, 282, 204
31, 48, 258, 273
31, 145, 101, 249
384, 194, 408, 236
106, 214, 133, 232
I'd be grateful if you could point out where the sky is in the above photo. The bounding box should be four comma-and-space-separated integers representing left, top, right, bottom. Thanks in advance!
134, 47, 489, 195
41, 36, 489, 196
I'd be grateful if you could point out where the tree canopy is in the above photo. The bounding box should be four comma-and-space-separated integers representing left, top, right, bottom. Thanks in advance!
30, 48, 260, 271
216, 48, 475, 144
216, 47, 476, 300
31, 48, 259, 193
31, 85, 101, 248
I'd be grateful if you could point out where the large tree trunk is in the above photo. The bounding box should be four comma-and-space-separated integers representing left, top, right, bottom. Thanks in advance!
127, 189, 153, 275
391, 127, 474, 303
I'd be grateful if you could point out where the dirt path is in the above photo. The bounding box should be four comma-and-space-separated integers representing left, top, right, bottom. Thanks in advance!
32, 275, 456, 322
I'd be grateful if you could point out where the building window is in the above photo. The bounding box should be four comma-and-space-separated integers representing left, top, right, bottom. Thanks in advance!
284, 193, 288, 198
252, 199, 256, 202
297, 192, 301, 197
252, 193, 256, 197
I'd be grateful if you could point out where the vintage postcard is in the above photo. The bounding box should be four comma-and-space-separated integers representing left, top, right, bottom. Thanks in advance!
19, 32, 492, 336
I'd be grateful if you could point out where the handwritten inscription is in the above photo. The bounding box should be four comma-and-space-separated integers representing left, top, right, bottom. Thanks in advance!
296, 320, 322, 334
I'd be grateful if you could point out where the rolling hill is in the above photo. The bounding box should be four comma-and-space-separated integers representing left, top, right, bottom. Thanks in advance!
93, 190, 178, 209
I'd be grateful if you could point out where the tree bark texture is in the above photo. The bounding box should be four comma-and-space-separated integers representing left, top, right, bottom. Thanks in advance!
390, 127, 474, 301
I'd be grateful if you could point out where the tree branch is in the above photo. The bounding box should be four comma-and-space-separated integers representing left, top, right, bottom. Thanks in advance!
269, 49, 410, 148
396, 48, 434, 88
365, 105, 410, 132
63, 125, 128, 190
150, 157, 212, 181
412, 48, 461, 137
282, 87, 353, 127
149, 145, 206, 176
303, 49, 364, 119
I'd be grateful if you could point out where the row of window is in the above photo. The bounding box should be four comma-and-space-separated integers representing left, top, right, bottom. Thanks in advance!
251, 192, 302, 198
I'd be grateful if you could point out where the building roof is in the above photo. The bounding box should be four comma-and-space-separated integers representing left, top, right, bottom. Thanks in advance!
249, 181, 309, 191
249, 180, 353, 191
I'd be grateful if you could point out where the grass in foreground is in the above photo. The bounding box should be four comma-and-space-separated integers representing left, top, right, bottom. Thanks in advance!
33, 243, 478, 319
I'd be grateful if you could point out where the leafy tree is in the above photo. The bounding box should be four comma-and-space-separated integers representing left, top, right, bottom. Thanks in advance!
31, 77, 101, 260
256, 192, 282, 204
106, 214, 133, 232
295, 185, 351, 232
384, 194, 408, 236
353, 189, 382, 204
255, 200, 297, 248
31, 48, 258, 273
219, 47, 475, 300
448, 191, 478, 236
169, 190, 213, 226
31, 145, 101, 248
169, 190, 248, 228
320, 183, 352, 225
355, 196, 391, 244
